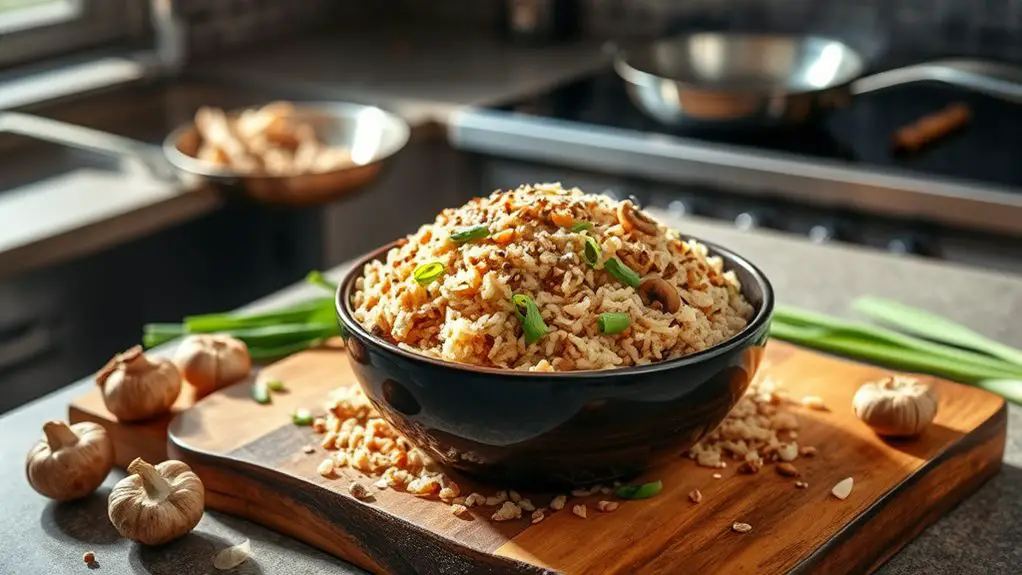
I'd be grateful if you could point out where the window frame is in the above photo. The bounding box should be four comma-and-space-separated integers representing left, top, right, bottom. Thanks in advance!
0, 0, 133, 70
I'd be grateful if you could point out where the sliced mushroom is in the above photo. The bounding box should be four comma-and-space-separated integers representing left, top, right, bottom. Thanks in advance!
617, 201, 658, 235
638, 278, 681, 313
617, 250, 652, 275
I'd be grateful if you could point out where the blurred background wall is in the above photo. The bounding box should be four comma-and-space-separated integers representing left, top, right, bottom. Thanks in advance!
177, 0, 1022, 66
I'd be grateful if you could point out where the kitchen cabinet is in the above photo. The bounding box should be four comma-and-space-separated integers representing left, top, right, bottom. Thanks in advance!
0, 203, 323, 414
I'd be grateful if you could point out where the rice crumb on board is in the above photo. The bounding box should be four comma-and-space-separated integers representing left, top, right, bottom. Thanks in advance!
550, 495, 567, 511
572, 504, 588, 519
348, 482, 371, 500
492, 501, 522, 522
732, 522, 752, 534
316, 458, 334, 478
801, 396, 828, 411
776, 462, 801, 477
832, 477, 854, 500
688, 376, 814, 475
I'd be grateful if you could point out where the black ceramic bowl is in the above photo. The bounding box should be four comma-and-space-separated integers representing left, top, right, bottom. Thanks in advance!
336, 237, 774, 488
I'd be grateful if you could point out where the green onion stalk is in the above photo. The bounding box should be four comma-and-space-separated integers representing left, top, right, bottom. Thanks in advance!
769, 299, 1022, 405
142, 270, 342, 361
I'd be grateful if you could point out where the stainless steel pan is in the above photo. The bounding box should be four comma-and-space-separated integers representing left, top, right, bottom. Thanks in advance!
614, 33, 1022, 129
0, 102, 411, 205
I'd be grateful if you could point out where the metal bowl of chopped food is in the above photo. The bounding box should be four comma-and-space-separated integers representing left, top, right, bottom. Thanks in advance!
0, 101, 411, 206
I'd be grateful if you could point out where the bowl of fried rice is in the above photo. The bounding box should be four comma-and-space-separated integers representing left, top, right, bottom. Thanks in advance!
336, 183, 773, 486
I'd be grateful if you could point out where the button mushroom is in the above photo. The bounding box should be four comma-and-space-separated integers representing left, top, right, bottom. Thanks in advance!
853, 375, 938, 437
638, 278, 681, 313
97, 346, 182, 422
174, 334, 252, 396
617, 201, 658, 235
26, 420, 114, 501
108, 458, 204, 546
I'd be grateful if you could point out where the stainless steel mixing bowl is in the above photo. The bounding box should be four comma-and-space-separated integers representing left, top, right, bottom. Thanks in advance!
0, 101, 411, 205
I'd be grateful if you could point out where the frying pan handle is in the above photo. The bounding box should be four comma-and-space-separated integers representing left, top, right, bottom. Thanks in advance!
852, 59, 1022, 104
0, 112, 174, 179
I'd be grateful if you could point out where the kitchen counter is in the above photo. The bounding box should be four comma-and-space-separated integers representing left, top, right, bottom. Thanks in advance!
3, 216, 1021, 575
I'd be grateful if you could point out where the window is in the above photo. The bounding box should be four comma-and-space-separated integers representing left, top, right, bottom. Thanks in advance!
0, 0, 82, 34
0, 0, 134, 70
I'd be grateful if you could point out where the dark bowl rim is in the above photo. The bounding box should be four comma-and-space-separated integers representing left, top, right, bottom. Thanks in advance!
336, 235, 774, 379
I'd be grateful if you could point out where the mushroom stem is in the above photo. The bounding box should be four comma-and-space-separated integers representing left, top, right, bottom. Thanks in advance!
42, 421, 80, 450
127, 458, 172, 500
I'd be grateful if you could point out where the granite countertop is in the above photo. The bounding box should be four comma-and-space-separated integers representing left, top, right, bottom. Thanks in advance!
3, 216, 1020, 575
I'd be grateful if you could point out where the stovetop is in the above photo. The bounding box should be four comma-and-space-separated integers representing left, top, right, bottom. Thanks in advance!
494, 69, 1022, 191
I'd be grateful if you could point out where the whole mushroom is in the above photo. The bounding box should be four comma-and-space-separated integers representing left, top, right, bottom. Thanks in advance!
26, 420, 114, 501
853, 375, 939, 437
108, 458, 204, 545
174, 335, 252, 396
97, 346, 182, 422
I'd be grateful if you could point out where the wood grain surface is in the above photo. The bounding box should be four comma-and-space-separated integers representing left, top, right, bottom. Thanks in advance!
78, 342, 1006, 574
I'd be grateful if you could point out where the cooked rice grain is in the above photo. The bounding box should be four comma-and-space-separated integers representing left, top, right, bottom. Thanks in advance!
352, 183, 754, 371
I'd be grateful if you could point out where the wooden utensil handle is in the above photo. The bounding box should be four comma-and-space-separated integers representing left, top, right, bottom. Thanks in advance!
892, 103, 971, 153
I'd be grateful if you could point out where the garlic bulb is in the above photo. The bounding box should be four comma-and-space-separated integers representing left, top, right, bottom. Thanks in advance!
96, 346, 182, 422
853, 375, 939, 437
174, 335, 251, 396
108, 458, 204, 545
26, 420, 114, 501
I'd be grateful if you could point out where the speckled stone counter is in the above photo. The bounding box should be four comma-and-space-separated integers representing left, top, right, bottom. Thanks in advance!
3, 216, 1020, 574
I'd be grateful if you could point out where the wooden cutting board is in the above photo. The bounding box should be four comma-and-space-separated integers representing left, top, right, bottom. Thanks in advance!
73, 341, 1006, 574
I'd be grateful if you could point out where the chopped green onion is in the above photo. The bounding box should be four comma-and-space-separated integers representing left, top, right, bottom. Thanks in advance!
571, 221, 594, 233
292, 408, 314, 426
450, 225, 490, 244
266, 380, 286, 392
413, 261, 445, 286
582, 236, 601, 267
604, 257, 641, 288
598, 313, 631, 334
615, 480, 662, 500
512, 294, 548, 345
251, 382, 270, 404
